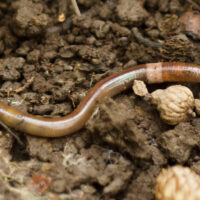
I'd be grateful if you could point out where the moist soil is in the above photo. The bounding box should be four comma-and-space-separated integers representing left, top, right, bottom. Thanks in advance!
0, 0, 200, 199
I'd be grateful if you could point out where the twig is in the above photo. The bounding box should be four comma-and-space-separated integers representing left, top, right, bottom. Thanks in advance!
71, 0, 81, 16
0, 76, 34, 98
0, 121, 24, 146
15, 76, 35, 94
132, 27, 163, 48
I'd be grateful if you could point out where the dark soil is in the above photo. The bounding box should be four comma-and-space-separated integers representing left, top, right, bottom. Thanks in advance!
0, 0, 200, 199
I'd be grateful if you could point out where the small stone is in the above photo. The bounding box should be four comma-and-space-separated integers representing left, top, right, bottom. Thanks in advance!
132, 80, 149, 97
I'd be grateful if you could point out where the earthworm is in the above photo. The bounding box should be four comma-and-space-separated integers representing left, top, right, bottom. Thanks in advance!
0, 62, 200, 138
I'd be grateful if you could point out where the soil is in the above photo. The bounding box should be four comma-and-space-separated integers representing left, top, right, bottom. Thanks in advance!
0, 0, 200, 199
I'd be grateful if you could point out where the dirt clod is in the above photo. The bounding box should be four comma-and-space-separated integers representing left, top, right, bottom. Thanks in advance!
157, 123, 199, 163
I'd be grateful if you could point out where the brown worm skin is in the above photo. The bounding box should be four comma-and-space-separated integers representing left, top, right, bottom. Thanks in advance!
0, 62, 200, 138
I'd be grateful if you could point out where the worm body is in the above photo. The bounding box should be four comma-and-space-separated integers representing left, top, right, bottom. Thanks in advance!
0, 62, 200, 137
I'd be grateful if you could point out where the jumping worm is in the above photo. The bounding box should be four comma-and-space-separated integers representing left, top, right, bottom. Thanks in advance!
0, 62, 200, 138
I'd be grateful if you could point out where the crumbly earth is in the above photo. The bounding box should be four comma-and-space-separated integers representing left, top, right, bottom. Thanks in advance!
0, 0, 200, 199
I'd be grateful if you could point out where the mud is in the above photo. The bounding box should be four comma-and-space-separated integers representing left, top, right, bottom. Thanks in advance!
0, 0, 200, 199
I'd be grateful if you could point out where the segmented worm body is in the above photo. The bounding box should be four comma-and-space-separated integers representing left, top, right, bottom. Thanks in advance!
0, 62, 200, 137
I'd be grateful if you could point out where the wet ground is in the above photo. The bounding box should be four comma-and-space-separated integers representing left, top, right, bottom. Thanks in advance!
0, 0, 200, 199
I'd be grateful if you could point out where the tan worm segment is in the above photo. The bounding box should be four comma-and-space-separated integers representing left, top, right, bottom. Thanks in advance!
0, 62, 200, 137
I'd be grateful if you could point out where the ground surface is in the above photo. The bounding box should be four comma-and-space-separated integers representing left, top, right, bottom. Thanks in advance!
0, 0, 200, 199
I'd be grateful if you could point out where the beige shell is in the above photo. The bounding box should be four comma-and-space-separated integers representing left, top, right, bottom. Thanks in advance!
151, 85, 195, 125
155, 166, 200, 200
195, 99, 200, 115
